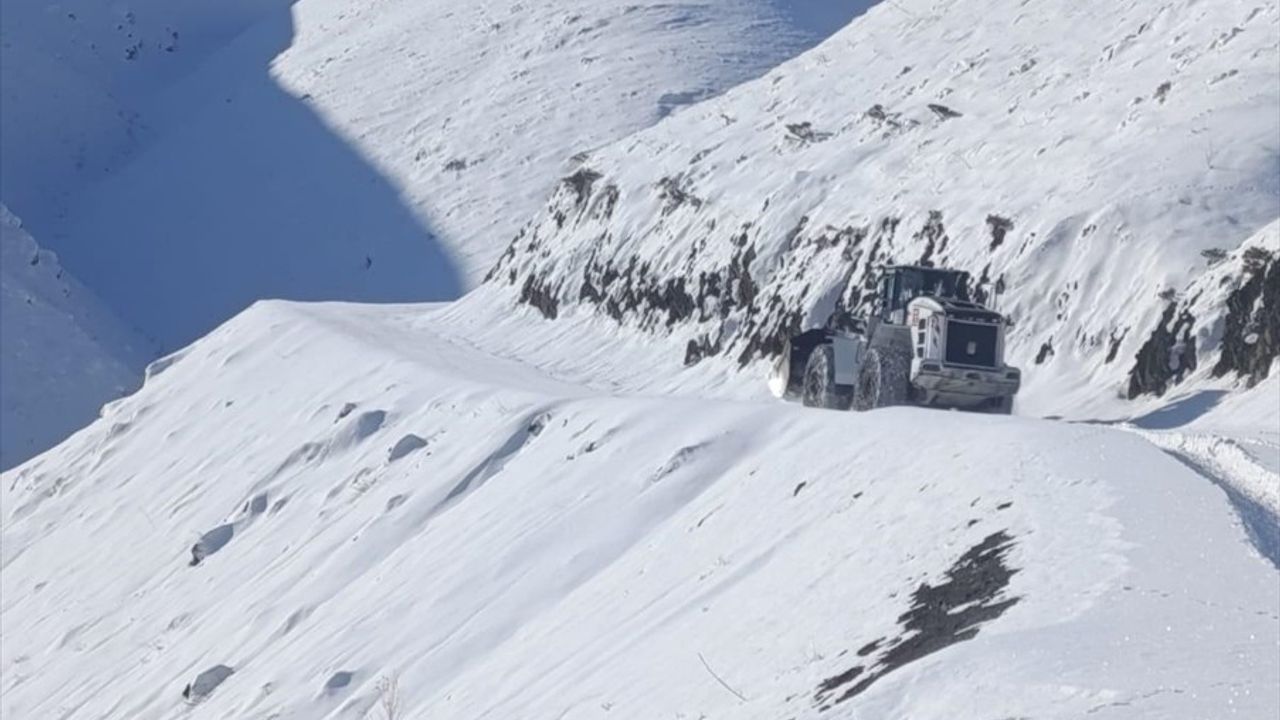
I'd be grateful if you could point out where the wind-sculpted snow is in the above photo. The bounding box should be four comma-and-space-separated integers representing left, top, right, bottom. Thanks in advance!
481, 0, 1280, 419
2, 301, 1275, 719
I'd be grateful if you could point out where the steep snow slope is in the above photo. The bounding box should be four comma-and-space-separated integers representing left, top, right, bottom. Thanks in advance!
480, 0, 1280, 419
2, 301, 1276, 719
0, 205, 150, 470
6, 0, 871, 349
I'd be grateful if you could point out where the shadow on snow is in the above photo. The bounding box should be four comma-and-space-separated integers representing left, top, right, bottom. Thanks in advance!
41, 3, 462, 350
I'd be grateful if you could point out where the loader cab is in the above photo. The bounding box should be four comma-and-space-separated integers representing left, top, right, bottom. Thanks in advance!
875, 266, 971, 325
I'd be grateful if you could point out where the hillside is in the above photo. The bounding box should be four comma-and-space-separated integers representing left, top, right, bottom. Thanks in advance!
2, 0, 867, 349
2, 300, 1276, 719
0, 205, 150, 469
478, 0, 1280, 419
2, 1, 1277, 718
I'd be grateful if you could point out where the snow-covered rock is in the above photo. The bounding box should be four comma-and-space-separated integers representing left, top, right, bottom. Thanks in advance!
480, 0, 1280, 419
1, 300, 1275, 719
0, 204, 151, 469
1126, 219, 1279, 399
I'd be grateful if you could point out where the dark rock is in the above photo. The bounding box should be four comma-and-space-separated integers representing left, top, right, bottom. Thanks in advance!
657, 175, 703, 215
785, 122, 834, 143
1035, 341, 1054, 365
914, 211, 948, 267
1127, 304, 1197, 398
986, 215, 1013, 250
927, 103, 963, 120
519, 275, 560, 319
563, 168, 602, 208
1213, 250, 1278, 385
814, 532, 1020, 708
684, 335, 721, 367
1105, 328, 1128, 364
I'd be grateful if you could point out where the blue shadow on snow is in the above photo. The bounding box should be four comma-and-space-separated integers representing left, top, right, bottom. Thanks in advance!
46, 4, 461, 350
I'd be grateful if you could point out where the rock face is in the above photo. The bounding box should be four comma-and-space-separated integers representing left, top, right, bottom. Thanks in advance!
1127, 222, 1280, 398
1213, 247, 1280, 383
480, 0, 1280, 413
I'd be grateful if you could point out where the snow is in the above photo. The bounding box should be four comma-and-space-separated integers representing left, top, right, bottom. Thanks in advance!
0, 204, 150, 469
482, 0, 1280, 421
2, 0, 1278, 717
2, 300, 1276, 719
3, 0, 865, 350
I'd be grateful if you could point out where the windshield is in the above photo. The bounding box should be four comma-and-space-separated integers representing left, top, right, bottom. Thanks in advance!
891, 268, 969, 309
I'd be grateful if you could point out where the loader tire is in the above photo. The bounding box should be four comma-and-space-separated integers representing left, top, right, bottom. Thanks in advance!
854, 347, 910, 411
802, 344, 853, 410
982, 395, 1014, 415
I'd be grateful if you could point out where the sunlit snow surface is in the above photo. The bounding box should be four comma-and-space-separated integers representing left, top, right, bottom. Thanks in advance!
1, 1, 1277, 718
2, 301, 1276, 719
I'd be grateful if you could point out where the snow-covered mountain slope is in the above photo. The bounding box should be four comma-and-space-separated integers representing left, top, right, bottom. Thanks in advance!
265, 0, 878, 281
3, 0, 871, 350
479, 0, 1280, 419
0, 205, 150, 470
0, 0, 291, 224
2, 300, 1277, 720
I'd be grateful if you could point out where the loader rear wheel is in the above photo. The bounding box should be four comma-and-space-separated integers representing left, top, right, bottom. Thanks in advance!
982, 395, 1014, 415
802, 345, 853, 410
854, 347, 910, 411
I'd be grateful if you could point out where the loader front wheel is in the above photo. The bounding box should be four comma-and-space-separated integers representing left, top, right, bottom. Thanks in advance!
802, 345, 854, 410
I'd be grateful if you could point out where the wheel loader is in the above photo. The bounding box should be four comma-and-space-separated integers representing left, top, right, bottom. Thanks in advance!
769, 265, 1021, 413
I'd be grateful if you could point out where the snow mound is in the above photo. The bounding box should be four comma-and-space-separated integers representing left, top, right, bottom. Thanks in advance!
0, 204, 151, 469
2, 301, 1275, 719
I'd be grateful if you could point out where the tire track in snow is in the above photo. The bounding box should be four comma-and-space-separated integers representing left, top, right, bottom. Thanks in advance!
1132, 429, 1280, 569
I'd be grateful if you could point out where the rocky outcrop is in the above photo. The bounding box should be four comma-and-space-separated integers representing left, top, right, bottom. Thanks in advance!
1212, 247, 1278, 385
1127, 226, 1279, 398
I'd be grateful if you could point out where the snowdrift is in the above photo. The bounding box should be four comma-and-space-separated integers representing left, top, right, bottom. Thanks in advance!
2, 301, 1275, 719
